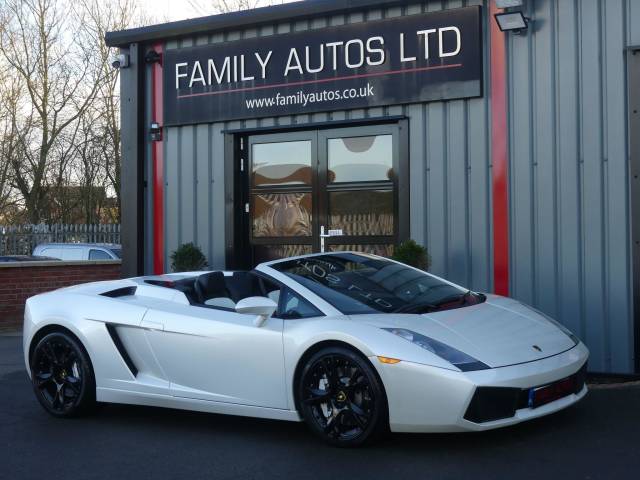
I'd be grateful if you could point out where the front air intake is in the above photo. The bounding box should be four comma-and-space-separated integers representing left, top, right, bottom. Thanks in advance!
464, 363, 588, 424
463, 387, 521, 423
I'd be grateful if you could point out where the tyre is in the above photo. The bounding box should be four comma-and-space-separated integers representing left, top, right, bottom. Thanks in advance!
298, 346, 388, 447
30, 331, 96, 417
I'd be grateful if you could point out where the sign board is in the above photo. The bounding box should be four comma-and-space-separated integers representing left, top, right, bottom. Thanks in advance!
163, 6, 482, 125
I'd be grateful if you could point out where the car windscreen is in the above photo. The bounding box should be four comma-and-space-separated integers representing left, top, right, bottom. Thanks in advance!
271, 253, 482, 315
109, 248, 122, 259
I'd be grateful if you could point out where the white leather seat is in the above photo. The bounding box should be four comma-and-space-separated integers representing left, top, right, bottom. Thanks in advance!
204, 297, 236, 309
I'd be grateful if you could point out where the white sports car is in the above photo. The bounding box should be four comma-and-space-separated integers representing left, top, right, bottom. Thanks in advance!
23, 252, 588, 446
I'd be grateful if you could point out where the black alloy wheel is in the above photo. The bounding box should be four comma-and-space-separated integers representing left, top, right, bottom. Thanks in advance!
30, 332, 96, 417
298, 346, 388, 447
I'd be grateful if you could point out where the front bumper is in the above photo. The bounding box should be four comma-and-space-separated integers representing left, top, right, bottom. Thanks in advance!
372, 342, 589, 433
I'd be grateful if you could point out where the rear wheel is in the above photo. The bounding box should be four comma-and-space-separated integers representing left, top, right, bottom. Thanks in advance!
30, 332, 96, 417
298, 346, 388, 447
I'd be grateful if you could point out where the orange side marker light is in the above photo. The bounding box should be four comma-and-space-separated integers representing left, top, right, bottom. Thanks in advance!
377, 356, 401, 364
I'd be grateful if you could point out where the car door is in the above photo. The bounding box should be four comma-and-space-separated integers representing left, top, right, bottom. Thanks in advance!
142, 301, 287, 409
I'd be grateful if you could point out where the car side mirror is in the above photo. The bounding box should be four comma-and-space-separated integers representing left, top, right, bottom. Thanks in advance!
235, 296, 278, 327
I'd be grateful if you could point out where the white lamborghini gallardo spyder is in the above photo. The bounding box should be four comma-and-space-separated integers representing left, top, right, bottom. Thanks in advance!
23, 252, 588, 446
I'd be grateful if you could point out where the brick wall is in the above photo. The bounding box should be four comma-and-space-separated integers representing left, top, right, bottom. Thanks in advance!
0, 261, 121, 330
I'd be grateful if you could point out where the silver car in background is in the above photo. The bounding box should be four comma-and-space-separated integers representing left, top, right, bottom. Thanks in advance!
33, 243, 121, 261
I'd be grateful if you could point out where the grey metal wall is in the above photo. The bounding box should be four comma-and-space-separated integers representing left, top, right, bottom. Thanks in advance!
507, 0, 639, 373
152, 0, 637, 373
160, 0, 491, 291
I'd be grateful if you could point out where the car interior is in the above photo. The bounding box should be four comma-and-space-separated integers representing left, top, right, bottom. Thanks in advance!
164, 271, 279, 309
145, 271, 323, 319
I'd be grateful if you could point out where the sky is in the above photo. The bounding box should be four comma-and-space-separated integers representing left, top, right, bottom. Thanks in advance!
138, 0, 203, 22
137, 0, 297, 23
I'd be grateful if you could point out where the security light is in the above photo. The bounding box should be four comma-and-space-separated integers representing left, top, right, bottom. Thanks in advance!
111, 53, 129, 69
494, 11, 528, 34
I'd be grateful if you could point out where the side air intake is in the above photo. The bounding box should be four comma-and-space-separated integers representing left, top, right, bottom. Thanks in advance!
101, 286, 137, 298
105, 324, 138, 377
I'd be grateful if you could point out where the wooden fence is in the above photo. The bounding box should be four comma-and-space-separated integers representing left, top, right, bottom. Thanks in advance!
0, 224, 121, 256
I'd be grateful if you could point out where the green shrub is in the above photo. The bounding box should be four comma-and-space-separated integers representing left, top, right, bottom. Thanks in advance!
392, 239, 431, 271
170, 242, 207, 272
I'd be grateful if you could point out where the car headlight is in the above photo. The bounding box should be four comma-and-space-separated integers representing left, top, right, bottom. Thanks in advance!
382, 328, 489, 372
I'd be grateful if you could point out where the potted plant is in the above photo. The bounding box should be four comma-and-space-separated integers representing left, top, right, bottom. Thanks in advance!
170, 242, 207, 272
392, 239, 431, 271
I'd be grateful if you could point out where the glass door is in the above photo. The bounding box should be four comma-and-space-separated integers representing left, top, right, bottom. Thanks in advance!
246, 124, 402, 265
318, 125, 399, 257
248, 131, 317, 264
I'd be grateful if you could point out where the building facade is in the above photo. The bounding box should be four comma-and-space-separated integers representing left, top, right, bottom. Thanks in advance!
106, 0, 640, 374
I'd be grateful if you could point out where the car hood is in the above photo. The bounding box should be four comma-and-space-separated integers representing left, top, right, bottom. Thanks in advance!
352, 294, 576, 368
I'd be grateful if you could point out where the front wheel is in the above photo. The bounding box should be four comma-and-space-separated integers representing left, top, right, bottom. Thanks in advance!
30, 332, 96, 417
298, 346, 388, 447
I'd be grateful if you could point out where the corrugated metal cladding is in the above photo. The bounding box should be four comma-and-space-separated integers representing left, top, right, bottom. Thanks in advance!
507, 0, 640, 374
160, 0, 491, 285
153, 0, 639, 373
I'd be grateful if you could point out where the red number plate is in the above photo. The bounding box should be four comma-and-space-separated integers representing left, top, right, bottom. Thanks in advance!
530, 377, 576, 408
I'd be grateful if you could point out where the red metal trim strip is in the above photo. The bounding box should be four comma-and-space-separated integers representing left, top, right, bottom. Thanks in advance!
489, 4, 510, 296
151, 42, 165, 274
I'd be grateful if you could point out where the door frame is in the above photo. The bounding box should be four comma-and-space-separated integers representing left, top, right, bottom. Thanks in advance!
224, 117, 409, 270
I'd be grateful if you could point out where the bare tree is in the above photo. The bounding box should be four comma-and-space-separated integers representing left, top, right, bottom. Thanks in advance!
0, 0, 104, 224
0, 68, 23, 221
0, 15, 20, 221
75, 0, 147, 223
0, 0, 155, 225
188, 0, 291, 15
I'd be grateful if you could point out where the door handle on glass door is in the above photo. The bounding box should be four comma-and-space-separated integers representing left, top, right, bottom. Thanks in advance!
319, 226, 343, 252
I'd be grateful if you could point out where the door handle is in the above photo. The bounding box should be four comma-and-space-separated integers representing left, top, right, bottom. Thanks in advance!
319, 225, 343, 253
141, 320, 164, 331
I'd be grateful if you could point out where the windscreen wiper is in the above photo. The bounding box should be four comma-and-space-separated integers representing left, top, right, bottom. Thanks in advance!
394, 291, 474, 314
393, 301, 438, 314
431, 290, 473, 307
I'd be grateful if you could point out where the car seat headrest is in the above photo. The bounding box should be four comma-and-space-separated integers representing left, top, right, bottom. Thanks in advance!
194, 271, 228, 303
